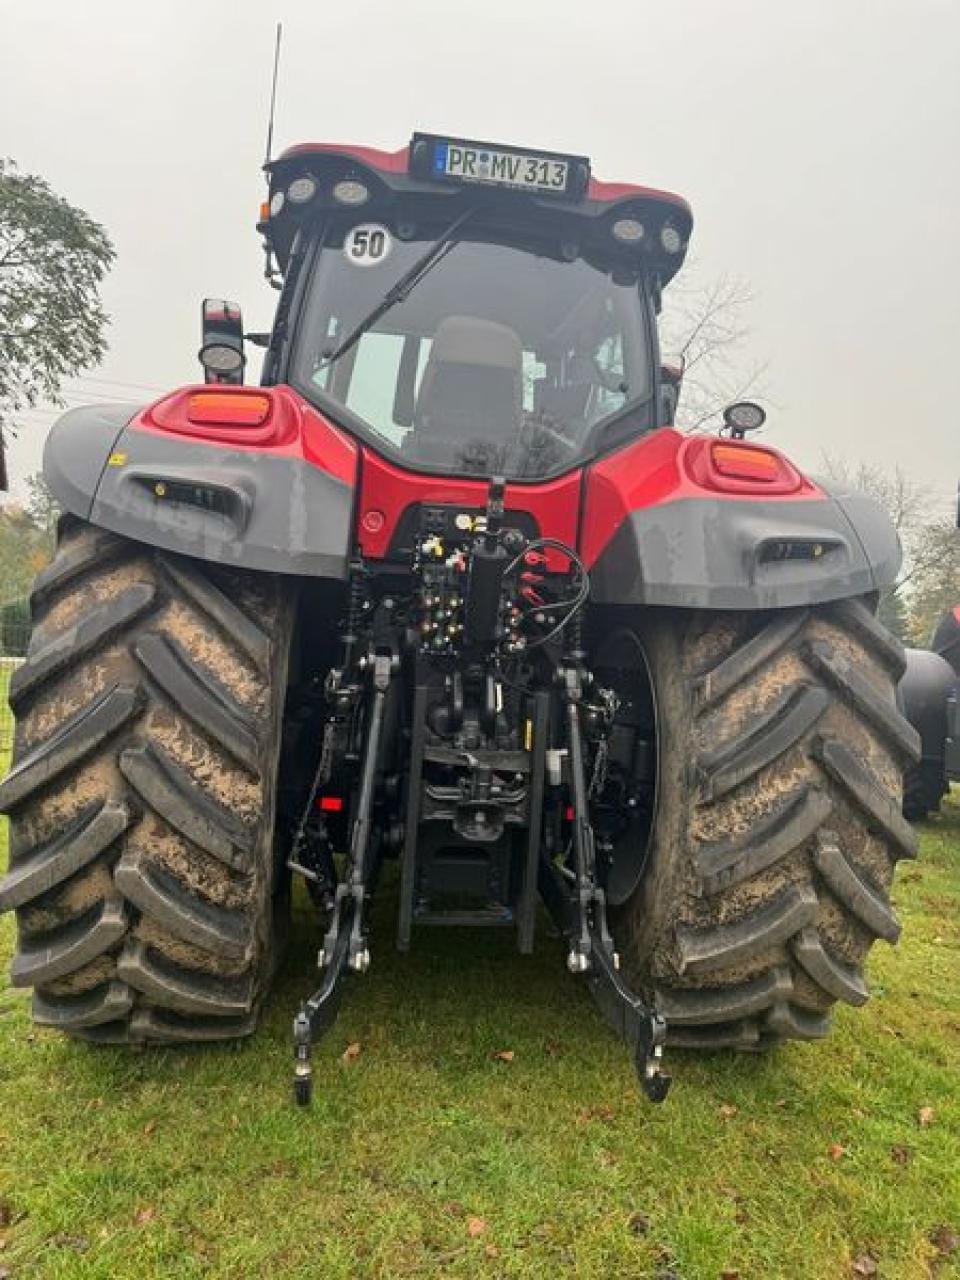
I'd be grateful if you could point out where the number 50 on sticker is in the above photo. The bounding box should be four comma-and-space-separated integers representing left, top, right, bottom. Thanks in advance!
344, 224, 393, 266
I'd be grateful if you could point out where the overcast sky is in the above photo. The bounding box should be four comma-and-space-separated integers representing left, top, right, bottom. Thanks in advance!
2, 0, 958, 514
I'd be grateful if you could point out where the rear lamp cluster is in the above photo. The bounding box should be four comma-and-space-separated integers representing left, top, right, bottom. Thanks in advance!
684, 436, 803, 495
611, 215, 685, 255
186, 391, 271, 427
711, 442, 782, 482
269, 176, 370, 217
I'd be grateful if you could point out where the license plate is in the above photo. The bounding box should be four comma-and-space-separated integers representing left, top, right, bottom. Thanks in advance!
411, 133, 588, 198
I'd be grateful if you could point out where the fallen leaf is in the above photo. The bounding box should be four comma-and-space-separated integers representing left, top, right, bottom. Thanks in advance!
342, 1041, 362, 1063
918, 1106, 935, 1128
930, 1224, 959, 1256
484, 1243, 499, 1258
851, 1253, 878, 1276
492, 1049, 515, 1063
718, 1103, 739, 1120
828, 1143, 847, 1162
0, 1266, 10, 1279
720, 1271, 741, 1279
890, 1145, 911, 1166
143, 1120, 157, 1137
774, 1098, 788, 1108
466, 1216, 487, 1238
134, 1206, 156, 1226
627, 1212, 650, 1234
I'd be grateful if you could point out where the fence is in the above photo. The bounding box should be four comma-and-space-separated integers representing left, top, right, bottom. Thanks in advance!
1, 607, 29, 757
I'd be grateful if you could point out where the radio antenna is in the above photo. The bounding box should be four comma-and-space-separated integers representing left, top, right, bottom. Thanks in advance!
263, 21, 283, 176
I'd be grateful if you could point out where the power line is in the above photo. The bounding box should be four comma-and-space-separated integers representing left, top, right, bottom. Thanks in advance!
64, 374, 168, 394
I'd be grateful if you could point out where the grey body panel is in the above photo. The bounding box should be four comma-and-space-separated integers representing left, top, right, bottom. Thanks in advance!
43, 404, 142, 520
589, 489, 901, 610
44, 408, 355, 580
46, 403, 900, 605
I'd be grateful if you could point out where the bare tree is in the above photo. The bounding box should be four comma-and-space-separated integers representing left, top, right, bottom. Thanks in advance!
903, 520, 960, 644
818, 455, 953, 642
659, 266, 767, 433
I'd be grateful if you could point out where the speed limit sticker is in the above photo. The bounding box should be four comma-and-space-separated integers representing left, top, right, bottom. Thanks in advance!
343, 223, 393, 266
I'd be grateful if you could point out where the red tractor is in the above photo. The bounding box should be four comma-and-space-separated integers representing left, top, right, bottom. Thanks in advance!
0, 134, 919, 1102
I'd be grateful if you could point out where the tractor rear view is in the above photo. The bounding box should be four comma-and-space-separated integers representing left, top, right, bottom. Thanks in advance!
0, 133, 920, 1102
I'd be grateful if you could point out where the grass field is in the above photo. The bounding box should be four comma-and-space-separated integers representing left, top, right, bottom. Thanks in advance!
0, 677, 957, 1277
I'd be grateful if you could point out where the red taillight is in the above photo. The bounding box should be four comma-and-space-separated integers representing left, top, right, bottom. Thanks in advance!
683, 437, 803, 495
711, 442, 781, 482
317, 795, 344, 813
186, 391, 271, 427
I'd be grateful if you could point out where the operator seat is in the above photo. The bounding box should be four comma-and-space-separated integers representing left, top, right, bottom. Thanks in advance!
405, 316, 523, 465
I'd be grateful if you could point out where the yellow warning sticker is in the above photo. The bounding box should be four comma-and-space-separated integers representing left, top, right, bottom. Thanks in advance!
107, 451, 127, 467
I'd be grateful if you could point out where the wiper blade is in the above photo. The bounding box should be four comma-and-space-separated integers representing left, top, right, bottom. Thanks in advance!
319, 207, 475, 367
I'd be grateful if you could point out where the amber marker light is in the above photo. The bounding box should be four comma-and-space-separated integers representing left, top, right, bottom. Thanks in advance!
186, 392, 271, 427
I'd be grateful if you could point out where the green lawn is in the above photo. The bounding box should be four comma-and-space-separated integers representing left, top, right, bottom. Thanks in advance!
0, 693, 958, 1277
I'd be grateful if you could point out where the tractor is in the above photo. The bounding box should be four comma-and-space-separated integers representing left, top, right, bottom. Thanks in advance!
901, 606, 960, 820
0, 134, 920, 1103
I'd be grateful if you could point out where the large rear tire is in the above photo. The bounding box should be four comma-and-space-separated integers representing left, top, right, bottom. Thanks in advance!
613, 599, 920, 1050
0, 518, 295, 1043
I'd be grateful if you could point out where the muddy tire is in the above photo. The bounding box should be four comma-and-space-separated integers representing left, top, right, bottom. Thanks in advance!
613, 599, 921, 1050
0, 518, 295, 1044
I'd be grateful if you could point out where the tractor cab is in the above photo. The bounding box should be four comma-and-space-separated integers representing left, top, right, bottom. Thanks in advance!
251, 133, 693, 479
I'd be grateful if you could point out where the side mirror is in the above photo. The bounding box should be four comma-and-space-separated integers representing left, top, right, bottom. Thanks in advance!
199, 298, 245, 384
660, 355, 685, 425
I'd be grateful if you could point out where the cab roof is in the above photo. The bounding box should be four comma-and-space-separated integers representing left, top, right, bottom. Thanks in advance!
264, 138, 693, 284
274, 141, 692, 215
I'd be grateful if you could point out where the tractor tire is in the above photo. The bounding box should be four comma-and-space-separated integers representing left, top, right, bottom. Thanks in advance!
612, 598, 921, 1050
902, 760, 947, 822
0, 517, 295, 1044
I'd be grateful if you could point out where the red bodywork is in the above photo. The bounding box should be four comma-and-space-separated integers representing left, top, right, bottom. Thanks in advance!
137, 384, 358, 486
135, 145, 816, 564
277, 142, 693, 220
135, 385, 822, 570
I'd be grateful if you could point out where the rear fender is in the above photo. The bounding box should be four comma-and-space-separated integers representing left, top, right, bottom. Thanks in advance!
42, 387, 358, 580
582, 430, 902, 609
898, 648, 955, 770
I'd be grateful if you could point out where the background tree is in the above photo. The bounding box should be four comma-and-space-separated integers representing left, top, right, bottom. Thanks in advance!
0, 478, 56, 598
0, 158, 115, 489
904, 519, 960, 644
659, 267, 766, 433
819, 455, 959, 643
